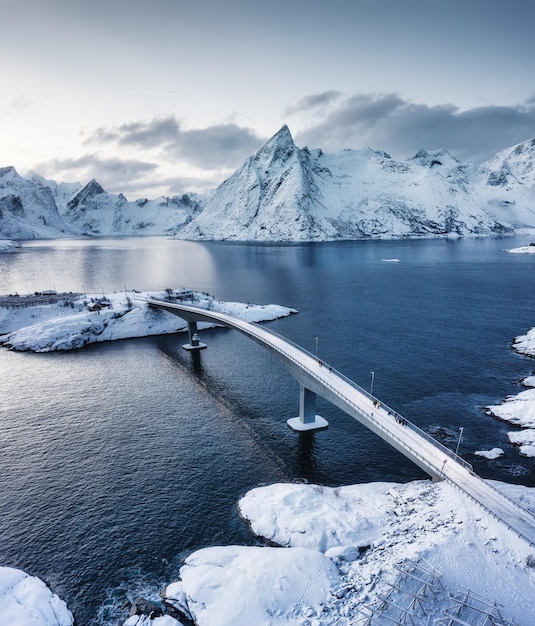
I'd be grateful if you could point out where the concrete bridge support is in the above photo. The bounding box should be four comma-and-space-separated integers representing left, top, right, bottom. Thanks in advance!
182, 320, 207, 351
287, 385, 329, 431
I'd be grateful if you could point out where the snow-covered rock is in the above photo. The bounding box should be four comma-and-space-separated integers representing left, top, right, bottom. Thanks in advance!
474, 448, 505, 459
486, 340, 535, 457
506, 244, 535, 253
514, 327, 535, 358
0, 566, 73, 626
0, 239, 21, 252
507, 430, 535, 457
164, 545, 340, 626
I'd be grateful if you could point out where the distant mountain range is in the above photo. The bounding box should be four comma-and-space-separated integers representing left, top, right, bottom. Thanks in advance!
2, 126, 535, 241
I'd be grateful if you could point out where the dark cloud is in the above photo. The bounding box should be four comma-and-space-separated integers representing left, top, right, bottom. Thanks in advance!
295, 93, 535, 162
286, 91, 342, 114
92, 117, 181, 149
89, 117, 265, 170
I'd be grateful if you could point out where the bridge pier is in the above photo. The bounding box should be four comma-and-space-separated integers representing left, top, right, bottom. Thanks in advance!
287, 386, 329, 431
182, 321, 207, 351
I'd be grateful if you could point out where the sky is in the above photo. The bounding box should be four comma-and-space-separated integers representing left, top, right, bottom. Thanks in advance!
2, 0, 535, 199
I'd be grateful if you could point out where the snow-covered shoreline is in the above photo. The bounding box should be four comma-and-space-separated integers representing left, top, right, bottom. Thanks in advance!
156, 479, 535, 626
0, 289, 297, 353
6, 476, 535, 626
0, 239, 21, 252
486, 327, 535, 458
0, 567, 73, 626
506, 244, 535, 254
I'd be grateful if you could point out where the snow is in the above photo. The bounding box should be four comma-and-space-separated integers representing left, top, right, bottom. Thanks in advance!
487, 386, 535, 429
156, 479, 535, 626
0, 290, 297, 352
164, 546, 339, 626
485, 331, 535, 457
124, 616, 182, 626
508, 430, 535, 457
474, 447, 505, 459
0, 239, 21, 252
487, 375, 535, 457
0, 566, 73, 626
506, 245, 535, 253
513, 327, 535, 358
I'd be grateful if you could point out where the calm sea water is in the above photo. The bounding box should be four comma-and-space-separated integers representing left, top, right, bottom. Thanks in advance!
0, 236, 534, 624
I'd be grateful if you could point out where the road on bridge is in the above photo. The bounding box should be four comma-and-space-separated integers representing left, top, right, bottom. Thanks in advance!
147, 298, 535, 547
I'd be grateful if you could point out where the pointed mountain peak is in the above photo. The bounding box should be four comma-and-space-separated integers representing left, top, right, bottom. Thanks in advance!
67, 178, 106, 209
263, 124, 294, 149
409, 149, 458, 168
0, 166, 22, 182
83, 179, 106, 195
253, 125, 298, 171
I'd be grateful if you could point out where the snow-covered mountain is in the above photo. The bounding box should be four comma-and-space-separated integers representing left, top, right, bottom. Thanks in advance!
2, 127, 535, 241
179, 126, 535, 241
0, 168, 202, 239
61, 179, 202, 236
0, 166, 76, 239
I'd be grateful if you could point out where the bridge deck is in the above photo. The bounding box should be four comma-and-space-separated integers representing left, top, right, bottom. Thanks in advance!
147, 298, 535, 547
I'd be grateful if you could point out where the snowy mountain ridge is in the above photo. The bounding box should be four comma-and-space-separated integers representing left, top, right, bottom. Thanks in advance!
179, 126, 535, 241
0, 168, 203, 239
2, 126, 535, 240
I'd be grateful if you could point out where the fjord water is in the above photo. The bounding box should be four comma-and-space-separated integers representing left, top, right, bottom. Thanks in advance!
0, 236, 534, 624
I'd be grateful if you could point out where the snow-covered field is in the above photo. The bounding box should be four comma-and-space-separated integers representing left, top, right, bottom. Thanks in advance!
0, 290, 296, 352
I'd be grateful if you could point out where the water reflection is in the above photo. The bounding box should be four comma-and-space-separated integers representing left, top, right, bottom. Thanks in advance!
294, 431, 318, 478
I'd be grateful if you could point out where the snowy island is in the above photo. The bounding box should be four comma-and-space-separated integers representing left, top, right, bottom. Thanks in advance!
0, 289, 296, 353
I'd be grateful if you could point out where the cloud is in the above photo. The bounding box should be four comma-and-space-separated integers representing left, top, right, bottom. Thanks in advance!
286, 91, 342, 114
32, 153, 220, 198
92, 117, 181, 149
34, 154, 158, 193
89, 117, 265, 170
294, 93, 535, 162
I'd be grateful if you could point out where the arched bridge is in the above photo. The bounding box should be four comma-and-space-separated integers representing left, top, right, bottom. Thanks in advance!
147, 297, 535, 547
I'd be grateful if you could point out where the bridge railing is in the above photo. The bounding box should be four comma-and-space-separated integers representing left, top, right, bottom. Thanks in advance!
149, 298, 474, 472
250, 322, 535, 534
244, 319, 475, 473
147, 302, 533, 520
148, 299, 535, 538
